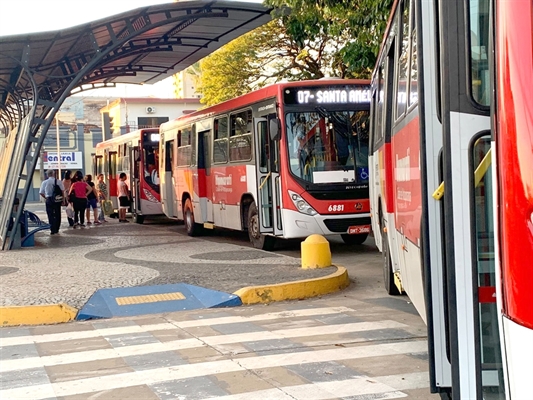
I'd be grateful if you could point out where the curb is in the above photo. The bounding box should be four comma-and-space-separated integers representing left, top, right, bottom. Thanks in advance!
0, 266, 350, 326
233, 265, 350, 304
0, 303, 78, 327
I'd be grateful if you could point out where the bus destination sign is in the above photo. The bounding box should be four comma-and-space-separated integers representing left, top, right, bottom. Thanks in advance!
284, 86, 371, 105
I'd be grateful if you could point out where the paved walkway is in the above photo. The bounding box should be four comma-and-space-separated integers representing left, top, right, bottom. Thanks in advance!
0, 297, 437, 400
0, 206, 335, 311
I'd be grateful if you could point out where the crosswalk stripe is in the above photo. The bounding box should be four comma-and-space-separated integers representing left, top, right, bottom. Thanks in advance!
0, 306, 354, 346
0, 340, 427, 399
170, 306, 355, 327
0, 320, 408, 372
198, 372, 429, 400
203, 379, 402, 400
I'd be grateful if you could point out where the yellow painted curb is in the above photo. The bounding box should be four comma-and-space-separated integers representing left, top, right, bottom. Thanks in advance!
0, 304, 78, 327
234, 265, 350, 304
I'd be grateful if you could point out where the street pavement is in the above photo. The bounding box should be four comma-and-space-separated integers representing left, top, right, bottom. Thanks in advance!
1, 297, 437, 399
0, 202, 439, 399
0, 203, 334, 309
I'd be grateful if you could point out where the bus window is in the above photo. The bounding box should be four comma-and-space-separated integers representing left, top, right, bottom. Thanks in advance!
144, 146, 160, 187
229, 110, 252, 162
258, 120, 269, 173
408, 0, 418, 108
214, 116, 228, 163
177, 127, 192, 166
164, 140, 173, 172
374, 64, 385, 147
110, 152, 117, 177
121, 154, 130, 172
286, 110, 370, 184
471, 134, 504, 397
395, 1, 410, 119
469, 0, 490, 106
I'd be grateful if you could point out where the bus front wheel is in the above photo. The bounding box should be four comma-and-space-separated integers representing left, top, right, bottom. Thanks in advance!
184, 198, 202, 236
341, 233, 368, 245
383, 232, 401, 295
247, 202, 275, 251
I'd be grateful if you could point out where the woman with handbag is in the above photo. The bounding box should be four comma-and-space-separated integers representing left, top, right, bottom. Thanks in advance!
68, 171, 92, 228
96, 173, 109, 222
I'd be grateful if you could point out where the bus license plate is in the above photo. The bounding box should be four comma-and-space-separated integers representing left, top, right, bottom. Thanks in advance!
347, 225, 371, 234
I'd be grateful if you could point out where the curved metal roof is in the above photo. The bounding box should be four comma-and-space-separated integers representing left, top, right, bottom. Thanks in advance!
0, 0, 273, 130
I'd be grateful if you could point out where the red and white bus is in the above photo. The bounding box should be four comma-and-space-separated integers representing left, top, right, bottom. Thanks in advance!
93, 128, 162, 223
369, 0, 532, 398
159, 79, 372, 249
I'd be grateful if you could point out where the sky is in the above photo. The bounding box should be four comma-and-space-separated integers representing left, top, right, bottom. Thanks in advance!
0, 0, 262, 98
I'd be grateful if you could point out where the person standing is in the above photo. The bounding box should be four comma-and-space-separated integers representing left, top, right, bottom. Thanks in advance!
117, 172, 130, 223
84, 174, 100, 225
68, 171, 92, 228
39, 169, 65, 235
62, 170, 74, 227
95, 173, 108, 223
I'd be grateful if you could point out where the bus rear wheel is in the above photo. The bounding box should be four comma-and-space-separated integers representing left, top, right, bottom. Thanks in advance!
383, 232, 401, 295
341, 233, 368, 245
184, 198, 202, 236
132, 212, 144, 224
247, 202, 275, 251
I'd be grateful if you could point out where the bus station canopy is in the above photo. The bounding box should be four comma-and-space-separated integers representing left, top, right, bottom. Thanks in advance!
0, 0, 274, 250
0, 0, 273, 130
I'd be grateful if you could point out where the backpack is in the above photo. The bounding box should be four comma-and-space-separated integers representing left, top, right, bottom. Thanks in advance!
53, 179, 64, 203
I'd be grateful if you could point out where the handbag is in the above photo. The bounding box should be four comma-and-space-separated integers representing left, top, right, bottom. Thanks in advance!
65, 204, 74, 219
102, 200, 113, 215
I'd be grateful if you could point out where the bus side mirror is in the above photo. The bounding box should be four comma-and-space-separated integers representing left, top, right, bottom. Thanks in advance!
270, 118, 281, 141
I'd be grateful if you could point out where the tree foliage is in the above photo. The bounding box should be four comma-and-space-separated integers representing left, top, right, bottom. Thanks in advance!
192, 0, 393, 106
196, 34, 262, 106
265, 0, 393, 78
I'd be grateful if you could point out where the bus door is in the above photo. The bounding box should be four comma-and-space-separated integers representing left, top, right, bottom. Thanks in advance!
197, 128, 212, 224
161, 138, 177, 218
438, 1, 504, 397
254, 116, 282, 236
130, 146, 141, 215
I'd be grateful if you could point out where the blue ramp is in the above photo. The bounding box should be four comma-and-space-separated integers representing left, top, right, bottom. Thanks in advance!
77, 283, 242, 320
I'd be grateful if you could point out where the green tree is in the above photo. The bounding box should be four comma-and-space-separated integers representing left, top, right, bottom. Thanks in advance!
196, 34, 262, 106
194, 0, 393, 105
265, 0, 393, 78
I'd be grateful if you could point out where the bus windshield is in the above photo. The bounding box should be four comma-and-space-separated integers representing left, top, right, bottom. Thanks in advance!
286, 110, 370, 184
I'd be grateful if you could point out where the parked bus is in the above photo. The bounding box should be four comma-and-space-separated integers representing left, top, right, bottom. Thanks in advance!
93, 128, 162, 223
369, 0, 532, 398
159, 79, 371, 249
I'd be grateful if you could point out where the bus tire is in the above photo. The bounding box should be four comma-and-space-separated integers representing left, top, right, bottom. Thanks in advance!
383, 233, 401, 295
132, 212, 144, 224
184, 198, 202, 236
341, 233, 368, 245
247, 202, 275, 251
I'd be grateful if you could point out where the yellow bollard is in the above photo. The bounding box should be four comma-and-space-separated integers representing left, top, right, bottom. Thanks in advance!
301, 234, 332, 269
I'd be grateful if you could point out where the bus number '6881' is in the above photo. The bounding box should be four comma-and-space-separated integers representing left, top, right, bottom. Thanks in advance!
328, 204, 344, 212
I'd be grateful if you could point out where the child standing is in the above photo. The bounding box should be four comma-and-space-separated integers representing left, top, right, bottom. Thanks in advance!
84, 174, 99, 225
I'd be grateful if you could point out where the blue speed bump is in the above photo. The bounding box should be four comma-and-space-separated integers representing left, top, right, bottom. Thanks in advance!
77, 283, 242, 320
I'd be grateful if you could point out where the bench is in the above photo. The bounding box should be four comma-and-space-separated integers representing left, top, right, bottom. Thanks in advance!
21, 210, 50, 247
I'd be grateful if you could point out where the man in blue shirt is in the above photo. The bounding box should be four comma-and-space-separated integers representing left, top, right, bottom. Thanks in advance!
39, 169, 65, 234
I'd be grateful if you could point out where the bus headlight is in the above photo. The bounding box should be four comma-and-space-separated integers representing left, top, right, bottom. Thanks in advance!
289, 190, 317, 216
